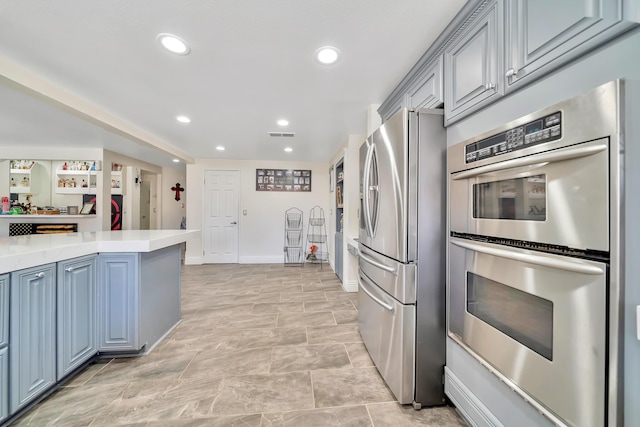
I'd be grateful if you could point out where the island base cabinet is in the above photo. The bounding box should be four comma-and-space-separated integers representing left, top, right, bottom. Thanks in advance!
98, 254, 140, 352
57, 255, 97, 379
9, 264, 56, 413
0, 273, 7, 423
0, 347, 6, 423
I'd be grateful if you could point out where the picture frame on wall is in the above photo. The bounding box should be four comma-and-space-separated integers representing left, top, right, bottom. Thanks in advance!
255, 169, 312, 192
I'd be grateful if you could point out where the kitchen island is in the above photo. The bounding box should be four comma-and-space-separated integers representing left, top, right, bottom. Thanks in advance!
0, 229, 198, 424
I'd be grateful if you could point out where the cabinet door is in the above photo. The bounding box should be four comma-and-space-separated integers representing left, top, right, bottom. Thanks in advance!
335, 233, 344, 282
0, 347, 7, 423
407, 55, 444, 109
57, 255, 97, 379
444, 0, 503, 125
0, 274, 8, 349
10, 264, 56, 413
98, 254, 140, 352
505, 0, 634, 90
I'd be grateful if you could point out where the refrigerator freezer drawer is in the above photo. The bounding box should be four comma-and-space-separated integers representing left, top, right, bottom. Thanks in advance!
358, 271, 415, 404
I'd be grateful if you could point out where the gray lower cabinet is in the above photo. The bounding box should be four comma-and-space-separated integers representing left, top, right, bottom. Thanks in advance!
504, 0, 638, 91
0, 273, 8, 423
9, 264, 56, 413
0, 347, 7, 423
98, 253, 140, 352
335, 232, 344, 282
98, 247, 182, 354
57, 255, 97, 379
444, 0, 503, 125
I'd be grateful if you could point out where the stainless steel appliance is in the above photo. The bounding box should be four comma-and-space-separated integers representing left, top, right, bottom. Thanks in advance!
358, 108, 446, 407
448, 80, 623, 427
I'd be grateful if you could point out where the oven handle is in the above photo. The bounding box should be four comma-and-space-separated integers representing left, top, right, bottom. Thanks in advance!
359, 249, 398, 276
451, 143, 607, 180
358, 275, 395, 313
450, 237, 604, 275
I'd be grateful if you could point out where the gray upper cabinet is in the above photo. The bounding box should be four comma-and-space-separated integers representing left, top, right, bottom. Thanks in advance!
407, 55, 444, 110
444, 0, 504, 125
505, 0, 639, 91
10, 264, 56, 413
57, 255, 97, 379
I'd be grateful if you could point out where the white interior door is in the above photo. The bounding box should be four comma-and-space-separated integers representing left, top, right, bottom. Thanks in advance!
204, 170, 239, 263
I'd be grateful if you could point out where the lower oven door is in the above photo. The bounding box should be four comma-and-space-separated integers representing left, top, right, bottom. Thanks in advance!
358, 269, 415, 404
448, 237, 607, 427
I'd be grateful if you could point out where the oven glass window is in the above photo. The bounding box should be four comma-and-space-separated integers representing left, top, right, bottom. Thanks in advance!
466, 272, 553, 360
473, 174, 546, 221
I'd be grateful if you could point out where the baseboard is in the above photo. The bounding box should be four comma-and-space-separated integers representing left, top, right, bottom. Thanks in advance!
445, 367, 503, 427
184, 256, 202, 265
342, 280, 358, 293
239, 255, 285, 264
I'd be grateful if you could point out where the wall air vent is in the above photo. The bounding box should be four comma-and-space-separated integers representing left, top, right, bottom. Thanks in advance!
268, 132, 295, 137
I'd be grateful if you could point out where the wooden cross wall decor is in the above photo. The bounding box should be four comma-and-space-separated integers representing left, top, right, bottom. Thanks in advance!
171, 183, 184, 201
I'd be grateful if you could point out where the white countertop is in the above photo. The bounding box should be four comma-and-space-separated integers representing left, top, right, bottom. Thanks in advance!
0, 230, 199, 274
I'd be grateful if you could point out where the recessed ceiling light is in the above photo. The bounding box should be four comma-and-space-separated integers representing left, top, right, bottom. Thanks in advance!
172, 158, 180, 163
216, 146, 225, 151
176, 115, 191, 124
284, 147, 293, 152
157, 33, 190, 55
315, 46, 340, 65
277, 119, 289, 127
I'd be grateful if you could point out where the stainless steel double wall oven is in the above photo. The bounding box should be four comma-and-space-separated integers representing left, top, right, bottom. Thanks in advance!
448, 81, 624, 427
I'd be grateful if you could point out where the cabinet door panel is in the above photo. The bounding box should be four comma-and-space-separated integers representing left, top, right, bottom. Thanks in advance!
0, 275, 7, 348
98, 254, 139, 351
506, 0, 632, 89
445, 0, 502, 124
408, 55, 444, 109
57, 255, 97, 379
0, 347, 7, 423
10, 265, 56, 413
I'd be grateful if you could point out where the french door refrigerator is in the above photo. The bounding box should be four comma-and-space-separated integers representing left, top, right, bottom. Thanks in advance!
358, 107, 446, 407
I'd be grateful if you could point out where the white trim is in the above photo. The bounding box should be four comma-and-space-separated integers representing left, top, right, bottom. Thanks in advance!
184, 256, 202, 265
342, 280, 358, 293
239, 256, 285, 264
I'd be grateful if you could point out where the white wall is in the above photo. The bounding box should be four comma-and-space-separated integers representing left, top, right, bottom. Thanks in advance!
161, 165, 186, 230
185, 158, 330, 264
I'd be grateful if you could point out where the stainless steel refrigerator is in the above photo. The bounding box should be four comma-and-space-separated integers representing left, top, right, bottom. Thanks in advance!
358, 108, 446, 407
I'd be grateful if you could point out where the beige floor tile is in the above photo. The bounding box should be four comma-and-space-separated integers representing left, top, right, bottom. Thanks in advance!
270, 344, 351, 373
277, 311, 336, 328
366, 402, 468, 426
8, 264, 466, 427
262, 405, 372, 426
211, 372, 314, 416
306, 324, 362, 345
312, 367, 395, 407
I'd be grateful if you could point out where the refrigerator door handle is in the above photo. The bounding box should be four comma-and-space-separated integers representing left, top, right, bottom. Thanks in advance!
358, 275, 395, 313
359, 250, 398, 276
362, 142, 374, 237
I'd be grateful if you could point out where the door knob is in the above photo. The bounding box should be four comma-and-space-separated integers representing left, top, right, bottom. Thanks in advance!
231, 221, 237, 225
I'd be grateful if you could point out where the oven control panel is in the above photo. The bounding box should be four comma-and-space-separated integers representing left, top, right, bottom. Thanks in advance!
465, 112, 562, 163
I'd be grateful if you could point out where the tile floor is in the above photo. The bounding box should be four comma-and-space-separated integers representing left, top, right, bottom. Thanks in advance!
11, 263, 467, 426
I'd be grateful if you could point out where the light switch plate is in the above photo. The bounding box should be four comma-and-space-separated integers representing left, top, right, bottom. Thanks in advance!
243, 209, 247, 215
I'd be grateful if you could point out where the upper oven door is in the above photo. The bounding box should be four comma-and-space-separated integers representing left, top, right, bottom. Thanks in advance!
448, 237, 607, 427
450, 138, 609, 251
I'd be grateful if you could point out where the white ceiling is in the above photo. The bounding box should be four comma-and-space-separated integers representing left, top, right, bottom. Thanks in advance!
0, 0, 466, 166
